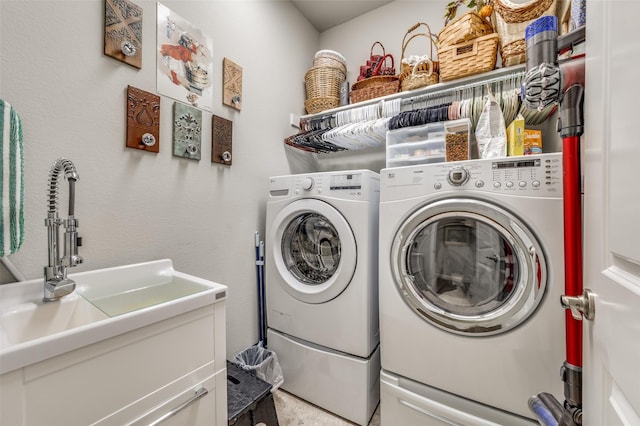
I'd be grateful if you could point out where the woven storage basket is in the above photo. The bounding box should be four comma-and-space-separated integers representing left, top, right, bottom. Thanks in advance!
304, 96, 340, 114
438, 33, 499, 82
349, 76, 399, 104
492, 0, 557, 66
438, 12, 494, 48
304, 66, 346, 100
313, 50, 347, 75
401, 58, 438, 92
399, 22, 439, 80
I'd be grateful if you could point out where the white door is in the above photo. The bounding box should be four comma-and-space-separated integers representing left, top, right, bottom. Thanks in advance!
583, 0, 640, 423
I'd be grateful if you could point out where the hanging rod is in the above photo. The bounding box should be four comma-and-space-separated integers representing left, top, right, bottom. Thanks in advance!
401, 69, 525, 106
299, 64, 526, 125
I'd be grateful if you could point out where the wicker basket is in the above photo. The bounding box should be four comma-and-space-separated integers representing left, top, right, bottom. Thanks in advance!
401, 58, 438, 92
438, 33, 499, 82
304, 96, 340, 114
313, 50, 347, 75
304, 66, 346, 100
438, 12, 494, 48
399, 22, 439, 79
349, 76, 400, 104
492, 0, 557, 66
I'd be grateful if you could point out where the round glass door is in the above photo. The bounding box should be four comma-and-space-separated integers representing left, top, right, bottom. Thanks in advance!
282, 212, 341, 284
271, 198, 357, 304
391, 198, 547, 335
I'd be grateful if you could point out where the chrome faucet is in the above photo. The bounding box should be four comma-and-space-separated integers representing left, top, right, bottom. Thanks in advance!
43, 158, 83, 302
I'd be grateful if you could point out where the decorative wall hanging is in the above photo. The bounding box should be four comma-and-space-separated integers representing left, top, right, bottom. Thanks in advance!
126, 85, 160, 152
104, 0, 143, 69
211, 115, 232, 165
223, 58, 243, 111
172, 102, 202, 160
156, 3, 213, 111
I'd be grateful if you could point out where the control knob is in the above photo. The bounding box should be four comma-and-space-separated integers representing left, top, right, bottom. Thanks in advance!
301, 177, 315, 191
447, 166, 469, 186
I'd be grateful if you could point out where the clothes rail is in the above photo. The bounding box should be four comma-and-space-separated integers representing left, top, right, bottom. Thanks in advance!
400, 69, 525, 108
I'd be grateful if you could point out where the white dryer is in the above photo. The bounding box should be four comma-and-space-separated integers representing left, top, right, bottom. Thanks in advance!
379, 153, 565, 424
265, 170, 380, 426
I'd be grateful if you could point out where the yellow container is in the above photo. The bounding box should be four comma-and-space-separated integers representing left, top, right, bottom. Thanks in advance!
507, 114, 525, 156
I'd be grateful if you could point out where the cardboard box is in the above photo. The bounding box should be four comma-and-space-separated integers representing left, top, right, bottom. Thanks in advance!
507, 115, 525, 156
524, 129, 543, 155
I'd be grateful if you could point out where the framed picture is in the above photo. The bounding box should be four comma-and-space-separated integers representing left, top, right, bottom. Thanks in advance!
156, 2, 213, 111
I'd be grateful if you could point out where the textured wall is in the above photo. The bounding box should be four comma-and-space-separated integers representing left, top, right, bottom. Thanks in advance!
0, 0, 317, 359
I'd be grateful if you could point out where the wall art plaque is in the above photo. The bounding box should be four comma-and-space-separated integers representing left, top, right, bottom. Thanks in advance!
126, 85, 160, 152
212, 115, 232, 165
223, 58, 242, 111
172, 102, 202, 160
105, 0, 143, 68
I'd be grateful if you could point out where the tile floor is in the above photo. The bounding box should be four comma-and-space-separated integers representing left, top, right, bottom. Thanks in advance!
272, 389, 381, 426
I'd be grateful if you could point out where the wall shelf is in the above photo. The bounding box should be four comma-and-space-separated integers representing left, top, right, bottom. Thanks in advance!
299, 64, 526, 125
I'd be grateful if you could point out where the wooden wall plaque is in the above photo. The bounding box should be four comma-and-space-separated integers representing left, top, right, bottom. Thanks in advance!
223, 58, 242, 111
126, 86, 160, 152
105, 0, 143, 69
212, 115, 232, 165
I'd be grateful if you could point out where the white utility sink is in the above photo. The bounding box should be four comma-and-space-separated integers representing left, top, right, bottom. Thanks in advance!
1, 293, 109, 344
0, 259, 226, 374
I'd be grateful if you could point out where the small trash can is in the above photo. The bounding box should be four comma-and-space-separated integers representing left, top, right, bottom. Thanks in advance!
227, 361, 279, 426
232, 344, 284, 391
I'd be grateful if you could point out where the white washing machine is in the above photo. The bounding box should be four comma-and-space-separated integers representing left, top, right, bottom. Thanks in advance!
379, 153, 565, 424
265, 170, 380, 426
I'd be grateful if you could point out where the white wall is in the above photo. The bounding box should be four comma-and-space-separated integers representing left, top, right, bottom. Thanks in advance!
320, 1, 448, 90
0, 0, 318, 359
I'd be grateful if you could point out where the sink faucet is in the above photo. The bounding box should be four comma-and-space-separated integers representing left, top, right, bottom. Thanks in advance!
43, 158, 83, 302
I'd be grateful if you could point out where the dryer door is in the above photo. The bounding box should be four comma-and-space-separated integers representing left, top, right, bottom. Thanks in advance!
270, 198, 357, 304
391, 197, 547, 335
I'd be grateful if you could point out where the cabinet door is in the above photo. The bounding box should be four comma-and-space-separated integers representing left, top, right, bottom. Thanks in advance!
23, 305, 219, 425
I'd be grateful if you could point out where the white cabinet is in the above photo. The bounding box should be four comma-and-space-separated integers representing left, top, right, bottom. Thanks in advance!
0, 300, 226, 426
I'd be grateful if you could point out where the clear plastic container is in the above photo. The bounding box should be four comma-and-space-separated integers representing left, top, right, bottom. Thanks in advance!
444, 118, 472, 162
386, 122, 446, 168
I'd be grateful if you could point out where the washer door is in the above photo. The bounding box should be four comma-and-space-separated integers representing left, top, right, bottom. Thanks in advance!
391, 197, 547, 335
270, 198, 357, 304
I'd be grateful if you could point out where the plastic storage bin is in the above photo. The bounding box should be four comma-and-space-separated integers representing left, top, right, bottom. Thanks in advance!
444, 118, 472, 162
386, 122, 446, 168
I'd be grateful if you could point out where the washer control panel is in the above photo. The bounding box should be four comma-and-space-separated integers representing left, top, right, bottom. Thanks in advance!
381, 153, 563, 199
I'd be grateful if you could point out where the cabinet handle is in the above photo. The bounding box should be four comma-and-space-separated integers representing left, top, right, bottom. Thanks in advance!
146, 387, 208, 426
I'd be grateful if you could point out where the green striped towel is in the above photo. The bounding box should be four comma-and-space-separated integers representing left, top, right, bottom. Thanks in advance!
0, 99, 24, 256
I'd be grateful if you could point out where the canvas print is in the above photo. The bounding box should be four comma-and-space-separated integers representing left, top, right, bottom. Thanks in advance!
157, 2, 213, 111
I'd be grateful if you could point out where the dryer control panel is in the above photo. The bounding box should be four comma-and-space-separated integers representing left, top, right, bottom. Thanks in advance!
269, 170, 380, 201
381, 153, 563, 200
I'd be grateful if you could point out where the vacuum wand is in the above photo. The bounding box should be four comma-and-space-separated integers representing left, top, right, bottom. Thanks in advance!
522, 17, 585, 426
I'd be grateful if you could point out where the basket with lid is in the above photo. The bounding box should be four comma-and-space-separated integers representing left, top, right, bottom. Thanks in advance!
438, 11, 494, 48
437, 32, 499, 82
313, 50, 347, 75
